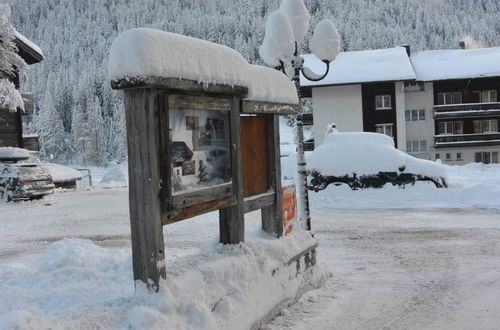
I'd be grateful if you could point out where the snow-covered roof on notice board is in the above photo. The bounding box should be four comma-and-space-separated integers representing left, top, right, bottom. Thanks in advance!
301, 47, 415, 87
411, 47, 500, 81
108, 28, 298, 104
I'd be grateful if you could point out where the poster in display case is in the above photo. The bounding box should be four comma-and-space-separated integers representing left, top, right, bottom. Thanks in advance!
169, 108, 231, 194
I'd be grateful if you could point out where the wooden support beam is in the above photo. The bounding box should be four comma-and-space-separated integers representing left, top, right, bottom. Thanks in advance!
243, 191, 275, 213
261, 114, 284, 238
219, 96, 245, 244
124, 88, 166, 291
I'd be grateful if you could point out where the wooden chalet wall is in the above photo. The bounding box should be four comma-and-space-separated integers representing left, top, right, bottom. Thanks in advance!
361, 82, 398, 147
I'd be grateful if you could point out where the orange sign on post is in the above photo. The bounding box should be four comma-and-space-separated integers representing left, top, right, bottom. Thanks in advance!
282, 185, 297, 236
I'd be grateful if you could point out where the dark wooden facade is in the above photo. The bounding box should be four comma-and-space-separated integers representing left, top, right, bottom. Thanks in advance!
361, 82, 399, 147
0, 33, 43, 149
433, 77, 500, 149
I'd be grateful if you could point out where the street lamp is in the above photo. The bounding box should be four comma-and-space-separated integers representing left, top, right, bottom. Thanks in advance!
259, 0, 340, 231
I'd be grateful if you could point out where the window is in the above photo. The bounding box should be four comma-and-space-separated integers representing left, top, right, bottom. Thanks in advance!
376, 123, 393, 137
446, 153, 451, 160
473, 119, 498, 133
475, 152, 499, 164
482, 90, 497, 103
406, 140, 427, 153
435, 153, 441, 160
437, 92, 462, 105
404, 81, 425, 92
405, 109, 426, 121
438, 121, 463, 134
456, 153, 462, 160
375, 95, 392, 109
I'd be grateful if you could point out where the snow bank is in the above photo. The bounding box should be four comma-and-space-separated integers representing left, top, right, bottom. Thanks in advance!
98, 162, 129, 187
108, 28, 298, 104
0, 230, 327, 329
0, 147, 30, 160
411, 47, 500, 81
41, 163, 83, 183
301, 47, 415, 86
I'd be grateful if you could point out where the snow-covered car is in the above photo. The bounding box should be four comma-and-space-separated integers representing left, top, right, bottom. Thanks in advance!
0, 147, 55, 201
307, 132, 448, 190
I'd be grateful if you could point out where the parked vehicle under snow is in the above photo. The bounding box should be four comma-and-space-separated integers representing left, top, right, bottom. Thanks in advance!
0, 147, 55, 201
307, 132, 448, 191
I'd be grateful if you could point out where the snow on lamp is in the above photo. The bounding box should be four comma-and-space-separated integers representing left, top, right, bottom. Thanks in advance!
310, 19, 340, 62
259, 0, 342, 231
259, 10, 295, 68
279, 0, 310, 43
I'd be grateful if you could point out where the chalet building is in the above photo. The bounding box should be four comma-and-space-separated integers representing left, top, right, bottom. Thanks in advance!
301, 45, 500, 165
0, 31, 44, 150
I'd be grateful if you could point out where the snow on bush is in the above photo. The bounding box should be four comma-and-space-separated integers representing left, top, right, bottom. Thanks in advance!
0, 79, 24, 112
308, 132, 447, 179
99, 162, 128, 187
108, 28, 298, 105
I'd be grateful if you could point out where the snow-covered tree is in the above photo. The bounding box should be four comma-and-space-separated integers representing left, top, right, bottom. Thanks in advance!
0, 3, 26, 112
6, 0, 500, 163
36, 89, 68, 161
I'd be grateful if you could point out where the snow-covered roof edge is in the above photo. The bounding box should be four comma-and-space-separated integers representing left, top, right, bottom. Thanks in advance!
14, 30, 44, 61
301, 47, 416, 87
303, 45, 500, 88
108, 28, 298, 105
411, 46, 500, 82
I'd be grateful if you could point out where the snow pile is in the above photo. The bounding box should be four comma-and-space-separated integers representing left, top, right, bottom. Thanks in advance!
301, 47, 415, 86
308, 163, 500, 211
411, 46, 500, 81
41, 163, 83, 183
0, 147, 30, 160
307, 132, 447, 179
98, 162, 129, 187
0, 230, 327, 329
108, 28, 298, 104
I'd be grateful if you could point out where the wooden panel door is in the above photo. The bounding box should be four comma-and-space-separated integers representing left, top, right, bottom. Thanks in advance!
240, 116, 269, 197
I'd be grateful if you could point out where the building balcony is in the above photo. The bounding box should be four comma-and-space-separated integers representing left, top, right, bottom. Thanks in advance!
434, 102, 500, 119
435, 132, 500, 148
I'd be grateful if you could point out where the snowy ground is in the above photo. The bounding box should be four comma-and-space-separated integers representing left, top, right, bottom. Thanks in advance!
1, 164, 500, 329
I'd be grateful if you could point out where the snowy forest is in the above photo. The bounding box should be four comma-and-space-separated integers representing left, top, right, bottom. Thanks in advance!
8, 0, 500, 165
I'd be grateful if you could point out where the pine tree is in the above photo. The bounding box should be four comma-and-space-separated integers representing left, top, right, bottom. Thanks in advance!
0, 4, 26, 112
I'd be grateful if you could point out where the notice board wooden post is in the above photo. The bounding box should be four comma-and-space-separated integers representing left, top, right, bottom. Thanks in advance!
219, 96, 245, 244
123, 88, 166, 290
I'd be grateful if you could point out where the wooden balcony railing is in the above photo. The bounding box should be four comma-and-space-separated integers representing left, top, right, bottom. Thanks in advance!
434, 102, 500, 118
435, 132, 500, 148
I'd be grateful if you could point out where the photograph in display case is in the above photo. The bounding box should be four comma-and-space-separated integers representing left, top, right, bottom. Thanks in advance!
169, 108, 231, 194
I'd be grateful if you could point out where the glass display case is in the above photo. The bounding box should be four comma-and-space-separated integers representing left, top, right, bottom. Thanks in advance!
169, 108, 231, 194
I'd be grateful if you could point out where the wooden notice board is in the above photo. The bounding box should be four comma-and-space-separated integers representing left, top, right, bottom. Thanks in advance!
240, 116, 269, 197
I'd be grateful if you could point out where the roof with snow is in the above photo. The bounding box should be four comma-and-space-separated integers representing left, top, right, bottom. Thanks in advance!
411, 47, 500, 81
301, 47, 416, 87
14, 31, 44, 64
302, 46, 500, 87
108, 28, 298, 105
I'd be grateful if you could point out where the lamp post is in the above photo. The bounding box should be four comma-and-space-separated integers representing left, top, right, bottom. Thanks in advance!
260, 0, 340, 231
